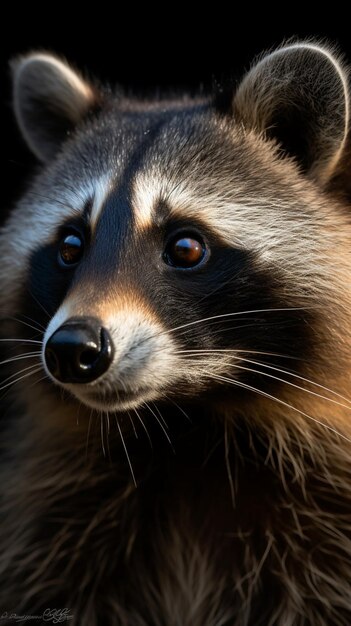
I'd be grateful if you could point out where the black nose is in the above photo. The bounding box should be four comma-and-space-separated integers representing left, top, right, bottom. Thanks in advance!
45, 317, 114, 383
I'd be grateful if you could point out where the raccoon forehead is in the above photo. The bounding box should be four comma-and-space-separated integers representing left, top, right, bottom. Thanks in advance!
2, 108, 341, 256
11, 110, 279, 239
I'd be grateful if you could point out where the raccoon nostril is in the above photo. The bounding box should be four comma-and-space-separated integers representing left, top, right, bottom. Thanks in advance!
79, 348, 99, 367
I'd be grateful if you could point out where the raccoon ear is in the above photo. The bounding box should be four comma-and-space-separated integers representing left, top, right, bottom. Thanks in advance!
12, 53, 99, 162
233, 43, 350, 189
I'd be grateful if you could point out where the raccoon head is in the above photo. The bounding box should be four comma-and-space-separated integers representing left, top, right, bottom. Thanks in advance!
1, 44, 350, 426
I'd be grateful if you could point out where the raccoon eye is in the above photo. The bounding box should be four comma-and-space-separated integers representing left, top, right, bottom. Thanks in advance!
58, 231, 84, 267
164, 233, 206, 269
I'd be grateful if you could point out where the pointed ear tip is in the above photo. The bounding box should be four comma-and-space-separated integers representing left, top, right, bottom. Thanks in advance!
10, 52, 96, 106
260, 40, 347, 72
11, 51, 54, 69
10, 52, 84, 84
10, 52, 60, 89
10, 51, 99, 162
275, 40, 336, 53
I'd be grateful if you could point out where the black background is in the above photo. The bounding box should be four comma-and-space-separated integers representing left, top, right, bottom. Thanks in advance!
1, 13, 351, 216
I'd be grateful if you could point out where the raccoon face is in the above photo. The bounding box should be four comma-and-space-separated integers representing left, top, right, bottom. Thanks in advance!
1, 44, 350, 416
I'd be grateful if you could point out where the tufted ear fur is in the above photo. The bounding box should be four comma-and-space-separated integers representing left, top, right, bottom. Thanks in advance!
233, 42, 350, 192
12, 53, 99, 162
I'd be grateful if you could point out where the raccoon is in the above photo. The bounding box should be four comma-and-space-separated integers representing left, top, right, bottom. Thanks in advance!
0, 42, 350, 626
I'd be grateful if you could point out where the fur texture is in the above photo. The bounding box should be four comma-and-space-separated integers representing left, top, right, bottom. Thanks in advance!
0, 42, 351, 625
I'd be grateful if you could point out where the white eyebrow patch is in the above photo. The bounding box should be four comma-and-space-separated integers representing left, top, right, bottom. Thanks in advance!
0, 172, 114, 308
131, 171, 161, 230
89, 174, 114, 230
131, 170, 195, 230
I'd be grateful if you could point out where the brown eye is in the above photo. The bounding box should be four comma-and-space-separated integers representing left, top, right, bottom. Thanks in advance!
58, 232, 84, 267
164, 233, 207, 268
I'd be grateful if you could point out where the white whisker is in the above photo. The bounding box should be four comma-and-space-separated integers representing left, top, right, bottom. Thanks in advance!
144, 401, 174, 451
0, 312, 46, 332
224, 361, 351, 411
224, 421, 236, 508
25, 373, 50, 390
25, 287, 51, 320
0, 338, 42, 344
105, 411, 111, 462
174, 348, 297, 360
20, 314, 46, 332
133, 407, 153, 449
237, 356, 351, 406
175, 348, 351, 406
0, 363, 42, 388
85, 410, 94, 459
100, 412, 106, 457
151, 401, 169, 429
164, 395, 192, 423
3, 317, 44, 334
136, 308, 305, 349
127, 411, 138, 439
115, 416, 137, 486
165, 308, 305, 338
0, 366, 43, 394
206, 372, 351, 445
0, 352, 41, 367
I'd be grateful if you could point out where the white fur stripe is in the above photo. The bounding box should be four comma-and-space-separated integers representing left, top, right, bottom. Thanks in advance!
90, 175, 113, 230
131, 171, 160, 229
